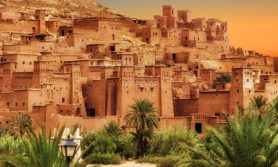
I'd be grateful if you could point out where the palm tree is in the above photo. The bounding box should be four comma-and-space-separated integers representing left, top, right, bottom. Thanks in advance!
103, 121, 122, 137
124, 99, 159, 157
11, 113, 33, 137
23, 126, 66, 167
250, 95, 269, 113
185, 108, 278, 167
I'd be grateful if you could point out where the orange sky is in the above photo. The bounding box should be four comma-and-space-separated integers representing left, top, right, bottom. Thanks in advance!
99, 0, 278, 56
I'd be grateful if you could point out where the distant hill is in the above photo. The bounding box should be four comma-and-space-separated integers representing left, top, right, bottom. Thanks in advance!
0, 0, 125, 18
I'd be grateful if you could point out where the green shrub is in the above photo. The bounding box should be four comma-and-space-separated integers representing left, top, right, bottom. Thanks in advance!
82, 126, 136, 160
151, 126, 199, 156
84, 153, 121, 164
117, 133, 137, 159
81, 132, 117, 158
158, 156, 182, 167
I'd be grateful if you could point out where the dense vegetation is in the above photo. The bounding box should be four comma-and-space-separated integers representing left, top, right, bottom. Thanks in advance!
212, 73, 232, 88
0, 97, 277, 167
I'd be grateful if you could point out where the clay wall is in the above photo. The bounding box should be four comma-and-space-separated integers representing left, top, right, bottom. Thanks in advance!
140, 27, 161, 45
57, 115, 119, 131
161, 29, 181, 46
0, 20, 38, 33
1, 54, 38, 72
57, 104, 81, 116
0, 62, 14, 93
173, 99, 198, 116
51, 73, 71, 105
12, 72, 33, 89
2, 41, 54, 54
198, 91, 230, 115
181, 29, 207, 46
258, 74, 278, 100
274, 57, 278, 72
87, 79, 107, 117
159, 117, 190, 129
200, 69, 216, 87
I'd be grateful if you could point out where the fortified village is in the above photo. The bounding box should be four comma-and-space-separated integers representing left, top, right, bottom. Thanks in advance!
0, 0, 278, 133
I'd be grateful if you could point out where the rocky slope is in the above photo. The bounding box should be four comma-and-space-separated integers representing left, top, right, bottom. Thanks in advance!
0, 0, 124, 18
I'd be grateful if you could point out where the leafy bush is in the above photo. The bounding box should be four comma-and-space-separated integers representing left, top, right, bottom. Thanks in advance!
84, 153, 121, 164
117, 133, 137, 159
151, 126, 199, 156
82, 123, 136, 160
103, 121, 122, 137
81, 132, 117, 158
0, 135, 29, 167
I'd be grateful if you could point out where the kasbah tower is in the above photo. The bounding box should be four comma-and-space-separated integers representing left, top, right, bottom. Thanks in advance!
0, 0, 277, 134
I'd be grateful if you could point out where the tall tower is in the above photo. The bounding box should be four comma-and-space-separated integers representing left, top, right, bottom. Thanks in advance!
162, 5, 177, 29
64, 62, 86, 117
229, 68, 254, 114
177, 10, 191, 23
117, 66, 135, 122
35, 10, 46, 34
0, 62, 15, 93
163, 5, 175, 17
159, 66, 174, 117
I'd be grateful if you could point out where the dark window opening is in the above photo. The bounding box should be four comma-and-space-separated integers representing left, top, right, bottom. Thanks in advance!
76, 108, 81, 116
61, 30, 65, 36
195, 123, 202, 134
172, 53, 177, 63
62, 98, 65, 103
194, 70, 198, 77
36, 35, 45, 41
32, 27, 36, 33
88, 108, 95, 117
110, 45, 116, 52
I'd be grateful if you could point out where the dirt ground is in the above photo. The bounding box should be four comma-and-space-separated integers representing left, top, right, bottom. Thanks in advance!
87, 161, 156, 167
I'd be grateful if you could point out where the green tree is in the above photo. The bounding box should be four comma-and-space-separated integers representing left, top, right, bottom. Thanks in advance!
11, 113, 33, 137
103, 121, 122, 137
250, 95, 269, 113
185, 108, 278, 167
214, 73, 231, 83
124, 99, 159, 157
23, 126, 66, 167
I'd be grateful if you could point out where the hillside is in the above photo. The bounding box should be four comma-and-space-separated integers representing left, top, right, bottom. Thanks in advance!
0, 0, 125, 18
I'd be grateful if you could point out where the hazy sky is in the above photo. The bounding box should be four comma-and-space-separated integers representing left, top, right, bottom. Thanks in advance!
98, 0, 278, 56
